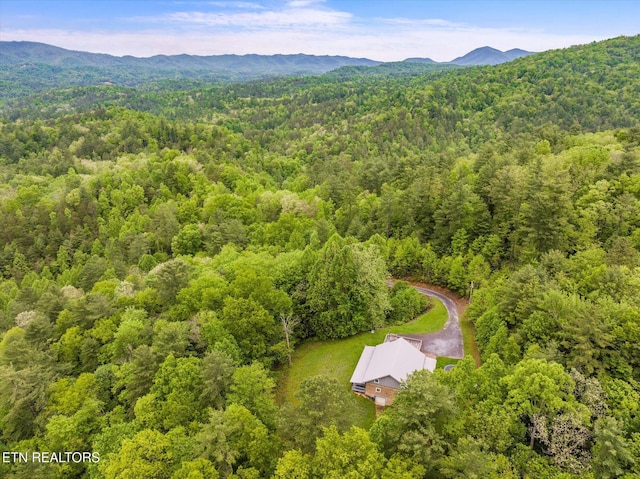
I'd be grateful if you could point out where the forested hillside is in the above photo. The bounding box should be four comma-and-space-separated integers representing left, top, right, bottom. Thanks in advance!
0, 41, 386, 99
0, 35, 639, 478
0, 40, 526, 100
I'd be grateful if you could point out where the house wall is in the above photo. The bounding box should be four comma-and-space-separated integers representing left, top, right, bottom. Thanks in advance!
375, 375, 400, 388
365, 382, 397, 405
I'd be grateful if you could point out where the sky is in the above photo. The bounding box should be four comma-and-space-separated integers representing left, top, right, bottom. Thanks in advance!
1, 0, 639, 62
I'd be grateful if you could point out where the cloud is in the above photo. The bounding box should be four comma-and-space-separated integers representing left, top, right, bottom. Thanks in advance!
287, 0, 325, 7
132, 1, 350, 31
171, 1, 264, 6
163, 7, 351, 28
195, 1, 265, 8
378, 17, 465, 28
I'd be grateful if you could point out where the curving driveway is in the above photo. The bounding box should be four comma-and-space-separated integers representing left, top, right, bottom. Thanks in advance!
387, 280, 465, 359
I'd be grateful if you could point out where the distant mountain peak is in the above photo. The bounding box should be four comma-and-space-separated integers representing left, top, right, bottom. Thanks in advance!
403, 46, 534, 66
470, 46, 501, 53
449, 46, 534, 65
402, 57, 437, 64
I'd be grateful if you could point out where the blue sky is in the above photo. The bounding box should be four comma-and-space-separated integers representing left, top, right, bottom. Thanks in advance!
1, 1, 639, 61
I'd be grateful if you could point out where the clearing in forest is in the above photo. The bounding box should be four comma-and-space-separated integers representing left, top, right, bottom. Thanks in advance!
277, 299, 451, 428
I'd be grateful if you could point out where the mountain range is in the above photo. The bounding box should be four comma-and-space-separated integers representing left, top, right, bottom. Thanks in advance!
0, 41, 380, 71
1, 41, 534, 69
0, 41, 535, 100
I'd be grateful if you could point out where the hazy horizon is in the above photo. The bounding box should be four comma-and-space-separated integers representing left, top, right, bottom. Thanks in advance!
2, 1, 639, 62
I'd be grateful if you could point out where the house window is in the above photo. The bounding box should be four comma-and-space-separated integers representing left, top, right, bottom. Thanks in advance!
373, 379, 380, 383
375, 387, 382, 393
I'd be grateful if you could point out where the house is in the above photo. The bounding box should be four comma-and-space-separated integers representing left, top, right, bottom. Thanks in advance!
350, 335, 436, 406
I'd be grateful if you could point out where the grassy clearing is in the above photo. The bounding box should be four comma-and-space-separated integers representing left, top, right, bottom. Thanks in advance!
461, 314, 481, 366
276, 300, 448, 429
436, 357, 461, 369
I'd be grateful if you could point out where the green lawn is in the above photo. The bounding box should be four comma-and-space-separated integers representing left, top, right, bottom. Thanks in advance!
276, 300, 449, 429
461, 314, 481, 366
436, 356, 460, 369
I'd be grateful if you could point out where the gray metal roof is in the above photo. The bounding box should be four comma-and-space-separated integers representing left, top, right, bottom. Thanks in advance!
349, 337, 436, 385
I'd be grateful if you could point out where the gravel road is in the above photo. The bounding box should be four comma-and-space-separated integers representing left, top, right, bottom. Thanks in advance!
387, 280, 465, 359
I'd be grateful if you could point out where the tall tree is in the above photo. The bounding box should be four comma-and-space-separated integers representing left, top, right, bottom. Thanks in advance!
307, 234, 389, 339
518, 158, 574, 257
370, 370, 455, 471
501, 359, 584, 451
591, 416, 635, 479
227, 362, 278, 430
278, 375, 355, 452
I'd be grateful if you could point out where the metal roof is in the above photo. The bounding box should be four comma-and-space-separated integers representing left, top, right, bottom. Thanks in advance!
349, 337, 436, 385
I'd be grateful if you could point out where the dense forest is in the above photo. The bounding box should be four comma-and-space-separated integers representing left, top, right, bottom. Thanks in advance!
0, 41, 459, 101
0, 34, 639, 478
1, 41, 525, 101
